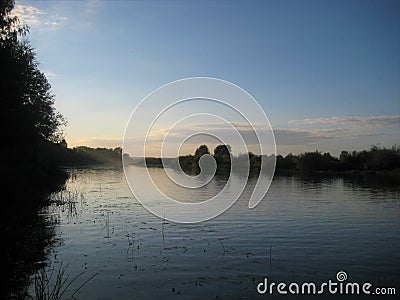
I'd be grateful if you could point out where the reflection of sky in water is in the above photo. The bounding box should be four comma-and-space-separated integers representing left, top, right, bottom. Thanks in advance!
40, 167, 400, 299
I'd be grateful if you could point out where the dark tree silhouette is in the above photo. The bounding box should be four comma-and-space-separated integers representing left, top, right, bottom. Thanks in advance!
1, 3, 68, 296
135, 143, 400, 176
195, 144, 210, 157
1, 0, 66, 182
1, 2, 65, 144
191, 145, 211, 174
213, 144, 231, 172
214, 144, 231, 159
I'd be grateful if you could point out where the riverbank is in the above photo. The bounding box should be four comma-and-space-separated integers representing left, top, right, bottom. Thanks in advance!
125, 145, 400, 180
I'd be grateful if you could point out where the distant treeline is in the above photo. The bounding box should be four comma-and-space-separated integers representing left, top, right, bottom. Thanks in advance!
134, 144, 400, 176
132, 144, 234, 174
276, 145, 400, 175
44, 143, 123, 167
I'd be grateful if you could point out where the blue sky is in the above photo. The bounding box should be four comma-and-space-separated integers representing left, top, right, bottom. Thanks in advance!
14, 0, 400, 155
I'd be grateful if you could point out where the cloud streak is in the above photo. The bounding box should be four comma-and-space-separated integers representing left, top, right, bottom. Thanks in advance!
274, 128, 348, 145
12, 4, 67, 30
288, 115, 400, 127
44, 71, 56, 78
134, 122, 349, 148
76, 115, 399, 156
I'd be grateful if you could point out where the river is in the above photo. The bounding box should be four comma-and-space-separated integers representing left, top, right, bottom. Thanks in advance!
26, 166, 399, 299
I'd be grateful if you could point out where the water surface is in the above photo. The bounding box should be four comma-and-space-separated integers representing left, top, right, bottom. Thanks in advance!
34, 166, 399, 299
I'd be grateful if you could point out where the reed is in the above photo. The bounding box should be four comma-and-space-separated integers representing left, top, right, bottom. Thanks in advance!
30, 261, 98, 300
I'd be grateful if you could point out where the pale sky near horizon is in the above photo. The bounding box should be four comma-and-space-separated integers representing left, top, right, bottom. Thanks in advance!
13, 0, 400, 156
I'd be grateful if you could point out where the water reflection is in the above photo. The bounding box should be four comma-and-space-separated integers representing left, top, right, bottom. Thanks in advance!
7, 167, 400, 298
342, 174, 400, 193
3, 208, 57, 299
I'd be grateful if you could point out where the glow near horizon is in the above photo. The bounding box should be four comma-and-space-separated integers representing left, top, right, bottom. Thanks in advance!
13, 0, 400, 156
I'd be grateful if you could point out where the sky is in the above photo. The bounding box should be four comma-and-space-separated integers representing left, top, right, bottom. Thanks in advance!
13, 0, 400, 156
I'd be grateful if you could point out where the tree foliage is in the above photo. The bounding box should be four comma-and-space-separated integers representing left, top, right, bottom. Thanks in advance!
2, 0, 67, 201
137, 143, 400, 176
191, 145, 211, 174
1, 0, 65, 143
195, 144, 210, 157
2, 3, 69, 295
276, 146, 400, 174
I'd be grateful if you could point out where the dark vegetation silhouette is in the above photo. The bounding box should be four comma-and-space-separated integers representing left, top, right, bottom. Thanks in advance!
1, 1, 69, 297
213, 144, 232, 173
1, 2, 123, 295
276, 145, 400, 175
1, 0, 68, 206
139, 144, 400, 177
192, 144, 210, 173
167, 145, 232, 175
56, 144, 123, 166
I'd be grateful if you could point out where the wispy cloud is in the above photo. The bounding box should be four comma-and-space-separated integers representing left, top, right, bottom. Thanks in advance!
145, 122, 266, 144
44, 71, 56, 78
288, 115, 400, 128
124, 123, 353, 157
274, 128, 347, 145
12, 4, 67, 30
133, 122, 349, 149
